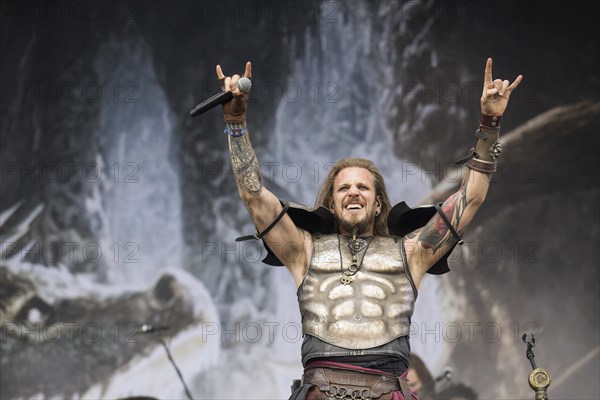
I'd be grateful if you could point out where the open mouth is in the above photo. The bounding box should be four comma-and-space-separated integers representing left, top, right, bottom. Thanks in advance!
345, 203, 364, 211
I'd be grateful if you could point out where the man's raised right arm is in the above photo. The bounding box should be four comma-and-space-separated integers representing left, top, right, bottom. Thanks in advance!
218, 62, 310, 286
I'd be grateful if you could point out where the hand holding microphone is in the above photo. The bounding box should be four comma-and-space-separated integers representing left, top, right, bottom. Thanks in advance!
190, 62, 252, 123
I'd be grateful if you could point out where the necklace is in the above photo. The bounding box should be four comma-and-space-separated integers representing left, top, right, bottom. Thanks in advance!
340, 228, 372, 285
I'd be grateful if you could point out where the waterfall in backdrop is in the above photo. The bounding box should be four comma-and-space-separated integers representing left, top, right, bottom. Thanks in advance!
87, 2, 455, 397
257, 0, 448, 392
93, 34, 183, 286
87, 3, 452, 397
3, 1, 598, 399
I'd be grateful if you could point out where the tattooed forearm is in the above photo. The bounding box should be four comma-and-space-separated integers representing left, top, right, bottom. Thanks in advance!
418, 181, 470, 253
228, 132, 263, 196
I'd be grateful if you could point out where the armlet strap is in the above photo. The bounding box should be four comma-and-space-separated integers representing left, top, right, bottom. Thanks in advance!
434, 203, 464, 245
236, 202, 290, 242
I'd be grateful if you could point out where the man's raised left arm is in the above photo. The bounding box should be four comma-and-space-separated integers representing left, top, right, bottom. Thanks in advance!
406, 58, 522, 285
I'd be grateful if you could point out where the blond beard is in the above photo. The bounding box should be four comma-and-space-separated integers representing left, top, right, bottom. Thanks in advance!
337, 211, 375, 236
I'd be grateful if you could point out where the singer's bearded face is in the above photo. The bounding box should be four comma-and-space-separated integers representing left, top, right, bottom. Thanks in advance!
330, 167, 382, 237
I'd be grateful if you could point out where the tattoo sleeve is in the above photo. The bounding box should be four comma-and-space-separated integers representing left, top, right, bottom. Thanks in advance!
228, 132, 263, 196
417, 172, 474, 253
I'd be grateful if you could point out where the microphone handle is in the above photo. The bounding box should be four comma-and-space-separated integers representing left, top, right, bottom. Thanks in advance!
190, 90, 234, 117
137, 324, 170, 334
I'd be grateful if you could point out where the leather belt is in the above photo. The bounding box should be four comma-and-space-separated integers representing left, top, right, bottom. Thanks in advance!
302, 367, 412, 400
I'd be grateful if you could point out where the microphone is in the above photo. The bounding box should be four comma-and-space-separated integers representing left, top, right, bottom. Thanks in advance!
190, 77, 252, 118
434, 367, 453, 382
135, 324, 170, 334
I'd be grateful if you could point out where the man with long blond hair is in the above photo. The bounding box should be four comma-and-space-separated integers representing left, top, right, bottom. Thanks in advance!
216, 59, 522, 399
314, 157, 393, 237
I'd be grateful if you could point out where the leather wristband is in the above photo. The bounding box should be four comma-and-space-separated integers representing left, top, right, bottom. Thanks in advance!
455, 124, 501, 169
480, 114, 501, 128
467, 157, 497, 173
473, 125, 500, 162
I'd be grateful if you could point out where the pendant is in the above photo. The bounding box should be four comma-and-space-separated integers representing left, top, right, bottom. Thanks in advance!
347, 263, 359, 274
348, 239, 367, 254
348, 238, 367, 253
341, 233, 371, 286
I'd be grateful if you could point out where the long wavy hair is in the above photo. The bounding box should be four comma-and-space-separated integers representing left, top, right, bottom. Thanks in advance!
409, 354, 435, 397
315, 158, 392, 236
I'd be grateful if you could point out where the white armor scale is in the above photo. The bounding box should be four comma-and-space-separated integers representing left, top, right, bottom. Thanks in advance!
297, 234, 418, 350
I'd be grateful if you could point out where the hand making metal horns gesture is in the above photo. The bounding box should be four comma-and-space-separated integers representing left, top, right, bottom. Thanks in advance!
215, 61, 252, 123
481, 57, 523, 117
216, 61, 252, 94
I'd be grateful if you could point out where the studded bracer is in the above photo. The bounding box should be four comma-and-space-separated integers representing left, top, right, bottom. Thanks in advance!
297, 234, 418, 350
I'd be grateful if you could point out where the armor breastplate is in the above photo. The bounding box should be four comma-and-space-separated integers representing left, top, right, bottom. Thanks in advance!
297, 234, 417, 349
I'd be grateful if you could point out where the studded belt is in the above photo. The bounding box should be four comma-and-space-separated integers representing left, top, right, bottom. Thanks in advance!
302, 366, 412, 400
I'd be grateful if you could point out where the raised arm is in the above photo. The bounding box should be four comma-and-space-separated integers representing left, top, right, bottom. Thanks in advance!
405, 58, 523, 287
217, 62, 311, 286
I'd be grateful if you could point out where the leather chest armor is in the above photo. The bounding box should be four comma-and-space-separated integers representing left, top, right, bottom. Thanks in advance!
297, 234, 418, 349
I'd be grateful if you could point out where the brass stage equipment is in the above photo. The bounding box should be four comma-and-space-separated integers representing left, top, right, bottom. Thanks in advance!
523, 334, 551, 400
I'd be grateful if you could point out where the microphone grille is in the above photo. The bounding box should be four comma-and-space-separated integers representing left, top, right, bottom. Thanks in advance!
237, 77, 252, 93
443, 367, 453, 381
